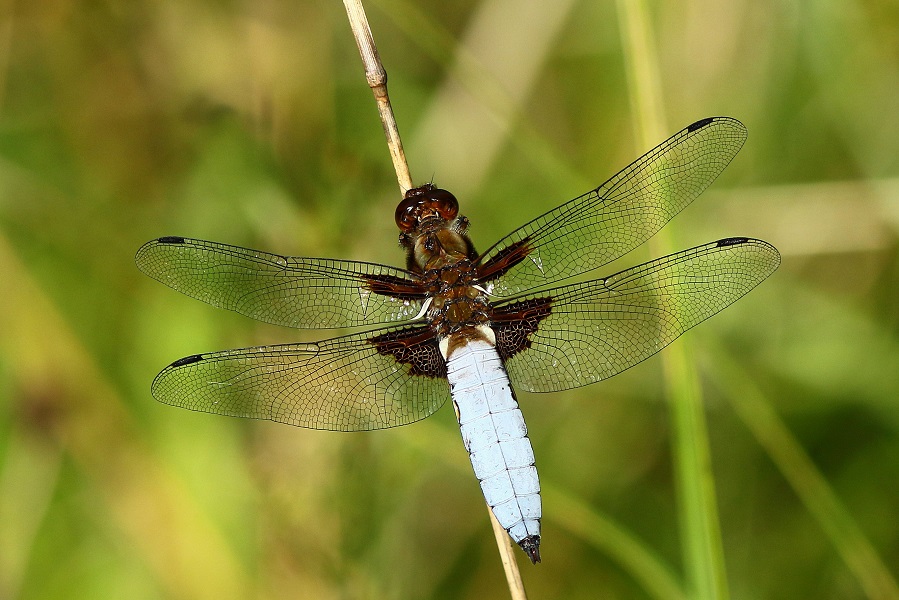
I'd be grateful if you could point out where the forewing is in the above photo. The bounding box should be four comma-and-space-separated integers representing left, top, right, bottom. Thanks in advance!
135, 237, 425, 329
499, 238, 780, 392
479, 117, 748, 296
151, 326, 450, 431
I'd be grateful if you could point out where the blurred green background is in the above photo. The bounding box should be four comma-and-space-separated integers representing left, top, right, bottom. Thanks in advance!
1, 0, 898, 598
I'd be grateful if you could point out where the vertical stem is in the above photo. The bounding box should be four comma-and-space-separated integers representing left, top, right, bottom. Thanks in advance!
342, 0, 413, 193
488, 507, 529, 600
616, 0, 666, 147
341, 1, 527, 595
616, 1, 729, 598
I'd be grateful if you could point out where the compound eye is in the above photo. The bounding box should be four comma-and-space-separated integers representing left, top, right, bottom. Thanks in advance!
395, 197, 420, 232
427, 189, 458, 220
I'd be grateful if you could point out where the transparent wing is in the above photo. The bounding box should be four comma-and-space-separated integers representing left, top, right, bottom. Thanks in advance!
151, 326, 450, 431
500, 238, 780, 392
135, 237, 425, 329
480, 117, 748, 297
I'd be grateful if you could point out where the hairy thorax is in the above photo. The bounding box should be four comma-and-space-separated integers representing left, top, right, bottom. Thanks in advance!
396, 185, 492, 343
416, 244, 490, 339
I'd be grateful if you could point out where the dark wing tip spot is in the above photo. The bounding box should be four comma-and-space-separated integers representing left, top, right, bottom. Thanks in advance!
157, 236, 186, 244
170, 354, 204, 367
686, 117, 716, 132
716, 236, 750, 247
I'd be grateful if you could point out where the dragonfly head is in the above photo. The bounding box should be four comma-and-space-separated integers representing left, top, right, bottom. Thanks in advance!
396, 184, 475, 272
395, 184, 459, 233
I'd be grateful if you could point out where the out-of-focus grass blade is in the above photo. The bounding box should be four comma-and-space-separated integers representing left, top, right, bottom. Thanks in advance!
616, 0, 730, 598
545, 487, 686, 600
705, 341, 899, 600
0, 233, 251, 600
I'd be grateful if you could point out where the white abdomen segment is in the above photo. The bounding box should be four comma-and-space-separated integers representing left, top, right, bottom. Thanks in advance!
444, 336, 541, 562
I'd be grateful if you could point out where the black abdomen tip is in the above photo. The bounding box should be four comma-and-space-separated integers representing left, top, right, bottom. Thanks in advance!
518, 535, 541, 564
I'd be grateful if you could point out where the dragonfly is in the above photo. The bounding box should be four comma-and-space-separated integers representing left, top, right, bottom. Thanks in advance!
136, 116, 780, 564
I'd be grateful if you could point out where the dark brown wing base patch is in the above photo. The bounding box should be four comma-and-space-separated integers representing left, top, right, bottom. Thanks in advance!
363, 274, 430, 300
491, 297, 553, 361
477, 237, 532, 282
368, 326, 446, 378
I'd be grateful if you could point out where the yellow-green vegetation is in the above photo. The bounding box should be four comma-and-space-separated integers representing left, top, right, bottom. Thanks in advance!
1, 1, 898, 598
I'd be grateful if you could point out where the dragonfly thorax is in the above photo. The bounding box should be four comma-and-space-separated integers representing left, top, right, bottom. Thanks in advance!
426, 261, 490, 336
414, 228, 471, 271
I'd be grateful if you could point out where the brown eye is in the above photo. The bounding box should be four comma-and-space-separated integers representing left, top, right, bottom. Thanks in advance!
427, 189, 458, 220
395, 197, 420, 232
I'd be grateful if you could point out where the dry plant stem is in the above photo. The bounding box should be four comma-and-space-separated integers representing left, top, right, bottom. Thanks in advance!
488, 507, 529, 599
341, 0, 527, 594
342, 0, 413, 193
